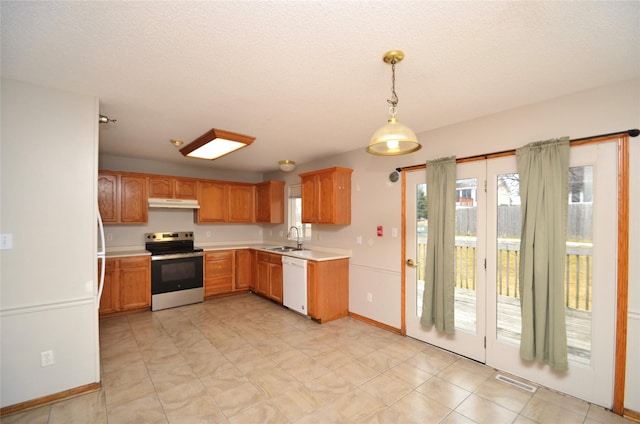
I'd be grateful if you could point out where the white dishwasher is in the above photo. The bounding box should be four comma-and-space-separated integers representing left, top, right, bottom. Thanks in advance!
282, 256, 308, 315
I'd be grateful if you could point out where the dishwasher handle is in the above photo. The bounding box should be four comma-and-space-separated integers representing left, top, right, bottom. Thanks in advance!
281, 256, 307, 268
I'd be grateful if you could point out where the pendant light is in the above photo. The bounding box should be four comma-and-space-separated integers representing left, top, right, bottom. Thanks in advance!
367, 50, 421, 156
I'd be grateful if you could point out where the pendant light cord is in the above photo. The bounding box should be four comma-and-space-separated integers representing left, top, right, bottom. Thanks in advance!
387, 60, 399, 115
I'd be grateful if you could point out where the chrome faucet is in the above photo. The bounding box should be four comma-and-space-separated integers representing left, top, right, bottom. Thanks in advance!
288, 226, 302, 250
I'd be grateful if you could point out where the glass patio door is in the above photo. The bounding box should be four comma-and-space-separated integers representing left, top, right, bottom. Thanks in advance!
405, 142, 617, 407
405, 161, 487, 362
485, 144, 617, 407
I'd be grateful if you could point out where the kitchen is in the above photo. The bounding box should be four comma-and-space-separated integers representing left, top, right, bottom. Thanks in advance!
1, 1, 639, 422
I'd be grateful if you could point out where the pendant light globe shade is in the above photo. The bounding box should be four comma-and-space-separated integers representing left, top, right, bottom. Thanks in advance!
366, 116, 421, 155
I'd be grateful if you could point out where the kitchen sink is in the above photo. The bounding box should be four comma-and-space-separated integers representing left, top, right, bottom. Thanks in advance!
265, 246, 306, 252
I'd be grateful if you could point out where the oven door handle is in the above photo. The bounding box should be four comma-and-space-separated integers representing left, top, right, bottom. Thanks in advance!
151, 252, 204, 261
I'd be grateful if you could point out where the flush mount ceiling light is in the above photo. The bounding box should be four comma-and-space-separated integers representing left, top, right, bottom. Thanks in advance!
170, 138, 184, 147
180, 128, 255, 160
367, 50, 421, 156
278, 160, 296, 172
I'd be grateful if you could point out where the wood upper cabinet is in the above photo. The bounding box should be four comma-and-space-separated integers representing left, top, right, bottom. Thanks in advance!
307, 258, 349, 323
228, 183, 255, 223
299, 167, 352, 224
98, 256, 150, 317
197, 181, 228, 223
149, 176, 197, 199
204, 251, 233, 297
255, 251, 283, 303
120, 176, 148, 223
98, 172, 148, 224
255, 181, 285, 224
98, 174, 118, 223
197, 181, 255, 223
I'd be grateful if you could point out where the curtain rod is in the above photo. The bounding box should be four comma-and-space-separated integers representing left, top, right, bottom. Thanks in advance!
396, 128, 639, 172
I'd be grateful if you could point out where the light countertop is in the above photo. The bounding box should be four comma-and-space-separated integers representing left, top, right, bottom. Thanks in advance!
104, 249, 150, 258
199, 244, 351, 262
104, 244, 350, 262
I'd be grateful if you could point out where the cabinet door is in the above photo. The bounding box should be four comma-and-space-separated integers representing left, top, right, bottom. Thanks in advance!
119, 257, 151, 310
120, 176, 148, 223
148, 177, 173, 198
98, 174, 118, 223
301, 175, 316, 223
98, 259, 118, 315
307, 261, 318, 319
316, 171, 336, 224
256, 259, 269, 296
198, 181, 228, 222
228, 184, 255, 223
235, 249, 252, 290
175, 179, 197, 199
204, 251, 233, 296
269, 262, 283, 303
255, 181, 285, 224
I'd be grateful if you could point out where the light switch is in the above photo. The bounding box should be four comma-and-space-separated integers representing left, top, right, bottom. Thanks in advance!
0, 233, 13, 250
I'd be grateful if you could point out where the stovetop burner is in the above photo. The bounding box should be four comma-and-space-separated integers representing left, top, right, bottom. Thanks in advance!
145, 231, 199, 255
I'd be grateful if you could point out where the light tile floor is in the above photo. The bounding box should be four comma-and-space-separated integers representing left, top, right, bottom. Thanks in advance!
2, 293, 635, 423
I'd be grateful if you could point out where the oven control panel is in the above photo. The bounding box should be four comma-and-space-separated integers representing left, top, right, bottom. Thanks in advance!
145, 231, 194, 242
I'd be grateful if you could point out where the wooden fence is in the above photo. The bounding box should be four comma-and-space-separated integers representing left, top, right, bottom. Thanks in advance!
416, 239, 593, 311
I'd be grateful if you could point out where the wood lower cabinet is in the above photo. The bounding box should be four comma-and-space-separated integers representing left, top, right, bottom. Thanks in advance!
255, 251, 283, 303
307, 258, 349, 323
98, 256, 151, 317
204, 251, 233, 297
204, 249, 253, 297
235, 249, 253, 291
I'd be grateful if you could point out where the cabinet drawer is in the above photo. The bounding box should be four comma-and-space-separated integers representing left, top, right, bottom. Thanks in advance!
205, 251, 233, 261
205, 259, 233, 276
118, 256, 150, 268
268, 253, 282, 264
256, 252, 271, 263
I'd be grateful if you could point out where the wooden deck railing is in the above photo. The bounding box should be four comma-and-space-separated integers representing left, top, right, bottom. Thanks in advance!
417, 239, 593, 311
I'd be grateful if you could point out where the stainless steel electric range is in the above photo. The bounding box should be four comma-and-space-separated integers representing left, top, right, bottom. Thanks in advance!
145, 231, 203, 311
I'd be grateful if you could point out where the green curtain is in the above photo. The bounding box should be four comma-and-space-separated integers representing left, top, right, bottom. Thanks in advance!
421, 156, 456, 334
516, 137, 570, 371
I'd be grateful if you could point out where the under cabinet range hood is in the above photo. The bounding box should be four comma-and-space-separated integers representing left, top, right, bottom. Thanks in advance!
148, 198, 200, 209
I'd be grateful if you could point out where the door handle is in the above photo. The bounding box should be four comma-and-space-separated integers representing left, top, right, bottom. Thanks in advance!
406, 259, 420, 268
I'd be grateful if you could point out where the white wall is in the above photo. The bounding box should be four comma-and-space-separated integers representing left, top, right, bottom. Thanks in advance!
263, 78, 640, 333
0, 80, 100, 407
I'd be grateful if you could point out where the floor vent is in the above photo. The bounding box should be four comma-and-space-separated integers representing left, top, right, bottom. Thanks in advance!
495, 374, 537, 393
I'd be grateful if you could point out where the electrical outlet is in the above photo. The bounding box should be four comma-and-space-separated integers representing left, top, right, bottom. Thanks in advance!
40, 350, 54, 367
106, 233, 113, 241
367, 292, 373, 302
206, 231, 211, 238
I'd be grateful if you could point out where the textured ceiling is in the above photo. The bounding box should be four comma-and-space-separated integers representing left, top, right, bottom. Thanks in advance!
2, 1, 639, 173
